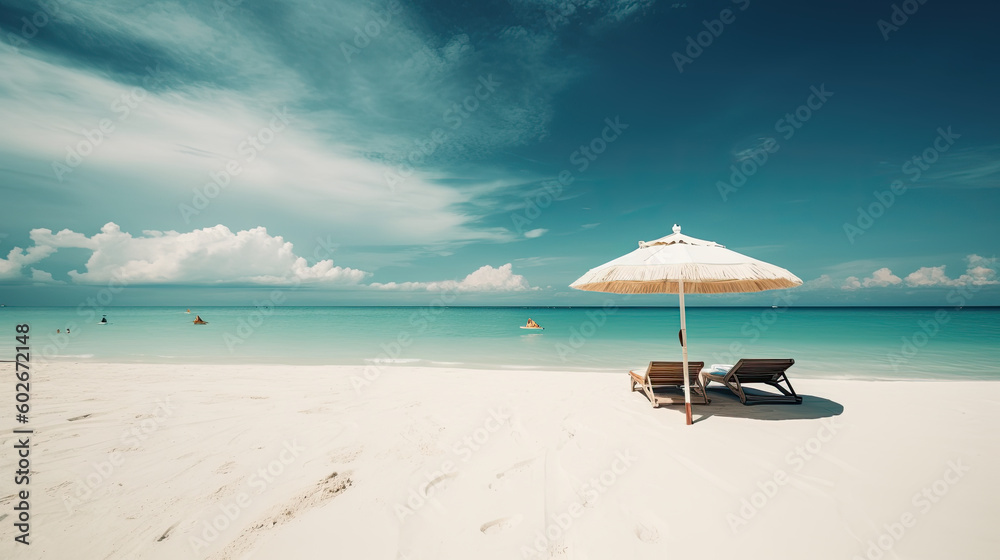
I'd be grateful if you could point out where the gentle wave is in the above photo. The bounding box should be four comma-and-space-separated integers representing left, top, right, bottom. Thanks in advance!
364, 358, 423, 364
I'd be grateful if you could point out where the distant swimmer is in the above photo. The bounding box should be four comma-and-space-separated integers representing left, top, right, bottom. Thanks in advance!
186, 308, 191, 313
193, 315, 208, 325
100, 316, 108, 324
524, 318, 541, 328
56, 329, 60, 333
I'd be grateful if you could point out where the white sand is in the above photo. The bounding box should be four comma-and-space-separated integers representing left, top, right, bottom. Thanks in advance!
2, 362, 999, 560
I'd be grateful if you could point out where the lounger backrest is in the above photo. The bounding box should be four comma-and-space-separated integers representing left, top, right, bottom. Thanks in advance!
647, 361, 705, 385
728, 359, 794, 382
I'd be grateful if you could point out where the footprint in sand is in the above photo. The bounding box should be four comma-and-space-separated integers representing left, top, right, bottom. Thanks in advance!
556, 427, 577, 450
480, 514, 523, 535
423, 471, 457, 494
218, 472, 352, 558
156, 522, 178, 542
634, 522, 660, 543
329, 446, 363, 465
489, 459, 535, 490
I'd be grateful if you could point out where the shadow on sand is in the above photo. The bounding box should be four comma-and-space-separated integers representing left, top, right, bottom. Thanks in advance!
680, 387, 844, 423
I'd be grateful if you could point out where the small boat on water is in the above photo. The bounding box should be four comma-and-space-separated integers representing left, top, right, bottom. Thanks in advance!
521, 318, 543, 330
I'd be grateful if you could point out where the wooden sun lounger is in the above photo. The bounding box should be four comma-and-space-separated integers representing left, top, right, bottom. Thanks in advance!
701, 359, 802, 405
629, 361, 709, 408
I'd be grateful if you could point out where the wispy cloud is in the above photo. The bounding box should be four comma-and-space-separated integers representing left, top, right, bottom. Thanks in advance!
0, 0, 655, 271
370, 263, 535, 292
911, 146, 1000, 189
801, 274, 836, 290
513, 256, 576, 268
731, 136, 778, 163
506, 0, 656, 29
0, 49, 513, 250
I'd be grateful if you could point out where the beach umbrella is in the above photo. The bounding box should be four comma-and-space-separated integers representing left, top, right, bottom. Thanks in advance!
569, 224, 802, 425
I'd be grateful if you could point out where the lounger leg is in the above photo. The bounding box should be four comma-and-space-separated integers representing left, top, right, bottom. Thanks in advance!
696, 380, 710, 404
643, 382, 658, 408
737, 374, 801, 405
773, 373, 801, 403
766, 381, 793, 397
727, 379, 747, 405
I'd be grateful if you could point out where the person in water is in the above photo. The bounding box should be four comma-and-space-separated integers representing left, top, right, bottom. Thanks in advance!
194, 315, 207, 324
526, 318, 540, 328
100, 316, 107, 323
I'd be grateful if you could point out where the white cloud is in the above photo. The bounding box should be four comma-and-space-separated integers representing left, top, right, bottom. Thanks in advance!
836, 255, 998, 290
7, 223, 369, 286
0, 245, 56, 280
903, 266, 953, 287
956, 255, 999, 285
30, 268, 63, 284
524, 228, 548, 238
904, 255, 999, 287
371, 263, 534, 292
1, 223, 546, 292
838, 268, 900, 290
29, 228, 97, 249
801, 274, 836, 290
862, 267, 903, 288
842, 276, 862, 290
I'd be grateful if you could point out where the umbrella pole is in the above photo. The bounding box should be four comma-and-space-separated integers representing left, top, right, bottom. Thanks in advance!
679, 278, 692, 426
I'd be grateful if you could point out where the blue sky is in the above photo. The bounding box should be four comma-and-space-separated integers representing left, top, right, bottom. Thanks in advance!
0, 0, 997, 306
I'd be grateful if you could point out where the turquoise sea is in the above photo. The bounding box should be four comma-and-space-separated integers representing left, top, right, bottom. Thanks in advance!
1, 306, 998, 380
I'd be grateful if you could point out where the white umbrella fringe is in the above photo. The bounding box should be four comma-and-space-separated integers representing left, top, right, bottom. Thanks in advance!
570, 263, 801, 294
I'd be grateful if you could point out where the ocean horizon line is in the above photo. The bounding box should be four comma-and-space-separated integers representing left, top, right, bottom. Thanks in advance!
2, 305, 998, 310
